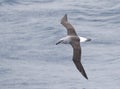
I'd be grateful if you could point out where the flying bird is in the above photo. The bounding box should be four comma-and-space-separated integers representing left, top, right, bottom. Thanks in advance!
56, 14, 91, 79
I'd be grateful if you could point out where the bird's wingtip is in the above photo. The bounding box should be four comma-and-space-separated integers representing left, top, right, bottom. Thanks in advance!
61, 14, 68, 24
64, 14, 67, 16
85, 75, 88, 80
64, 14, 67, 19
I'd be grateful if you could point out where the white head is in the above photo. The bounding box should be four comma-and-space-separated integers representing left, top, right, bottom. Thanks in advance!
56, 36, 71, 45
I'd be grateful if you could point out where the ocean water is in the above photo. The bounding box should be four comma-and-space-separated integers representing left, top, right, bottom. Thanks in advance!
0, 0, 120, 89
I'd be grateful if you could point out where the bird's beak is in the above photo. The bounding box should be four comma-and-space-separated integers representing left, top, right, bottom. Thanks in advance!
56, 40, 63, 45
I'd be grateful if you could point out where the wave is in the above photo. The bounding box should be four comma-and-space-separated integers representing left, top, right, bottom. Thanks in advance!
0, 0, 20, 5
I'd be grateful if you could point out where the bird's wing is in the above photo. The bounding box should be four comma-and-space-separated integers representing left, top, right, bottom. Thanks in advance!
71, 40, 88, 79
61, 14, 77, 36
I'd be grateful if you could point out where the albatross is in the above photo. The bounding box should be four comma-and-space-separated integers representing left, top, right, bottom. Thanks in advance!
56, 14, 91, 79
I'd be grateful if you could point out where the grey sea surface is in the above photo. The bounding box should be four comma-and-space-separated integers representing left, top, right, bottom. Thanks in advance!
0, 0, 120, 89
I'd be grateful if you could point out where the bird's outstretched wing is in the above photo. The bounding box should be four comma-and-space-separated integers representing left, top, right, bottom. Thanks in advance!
71, 40, 88, 79
61, 14, 77, 36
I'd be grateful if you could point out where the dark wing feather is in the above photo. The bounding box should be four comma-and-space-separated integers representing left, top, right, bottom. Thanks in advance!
71, 39, 88, 79
61, 14, 77, 36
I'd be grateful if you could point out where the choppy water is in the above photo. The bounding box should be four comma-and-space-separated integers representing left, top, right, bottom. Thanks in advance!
0, 0, 120, 89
